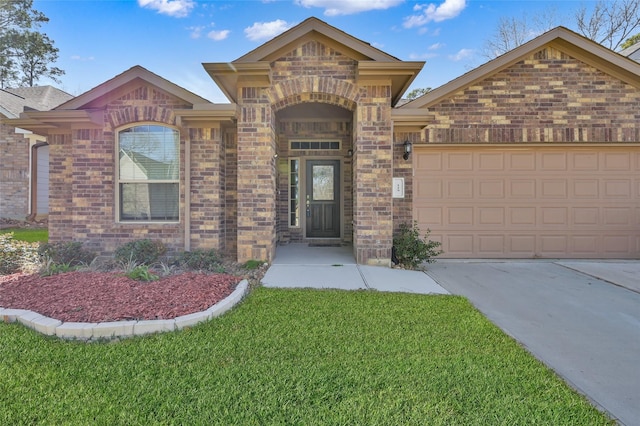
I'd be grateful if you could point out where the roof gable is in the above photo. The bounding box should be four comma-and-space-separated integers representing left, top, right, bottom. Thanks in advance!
57, 65, 211, 110
403, 27, 640, 109
235, 17, 399, 63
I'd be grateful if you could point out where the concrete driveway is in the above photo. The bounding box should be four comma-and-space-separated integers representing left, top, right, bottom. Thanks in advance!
425, 260, 640, 426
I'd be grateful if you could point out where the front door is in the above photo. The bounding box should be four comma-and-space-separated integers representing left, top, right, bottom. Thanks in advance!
306, 160, 340, 238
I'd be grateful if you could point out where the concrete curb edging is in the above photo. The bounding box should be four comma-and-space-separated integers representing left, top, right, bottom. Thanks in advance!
0, 279, 249, 341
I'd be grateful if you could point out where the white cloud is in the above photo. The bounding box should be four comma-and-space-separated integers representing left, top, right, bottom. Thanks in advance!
208, 30, 230, 41
295, 0, 403, 16
188, 25, 204, 39
403, 0, 466, 28
244, 20, 296, 42
70, 55, 95, 61
408, 52, 438, 60
138, 0, 195, 18
448, 48, 473, 61
428, 42, 444, 50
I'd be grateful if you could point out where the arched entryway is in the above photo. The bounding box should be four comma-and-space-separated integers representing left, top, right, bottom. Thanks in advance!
273, 100, 354, 245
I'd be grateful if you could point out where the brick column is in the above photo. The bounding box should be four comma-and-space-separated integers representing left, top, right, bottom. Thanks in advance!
48, 133, 74, 243
236, 87, 277, 262
189, 125, 224, 251
353, 85, 393, 265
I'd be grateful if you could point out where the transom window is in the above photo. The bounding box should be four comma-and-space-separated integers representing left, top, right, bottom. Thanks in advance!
117, 125, 179, 222
290, 140, 340, 150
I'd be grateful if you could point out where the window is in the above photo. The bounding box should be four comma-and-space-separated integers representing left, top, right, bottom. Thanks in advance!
289, 158, 300, 227
117, 125, 179, 222
290, 140, 340, 150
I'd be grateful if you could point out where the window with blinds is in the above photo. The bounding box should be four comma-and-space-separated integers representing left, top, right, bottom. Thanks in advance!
117, 125, 179, 222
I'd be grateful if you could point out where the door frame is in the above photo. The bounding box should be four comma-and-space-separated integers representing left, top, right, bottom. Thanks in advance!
302, 156, 345, 240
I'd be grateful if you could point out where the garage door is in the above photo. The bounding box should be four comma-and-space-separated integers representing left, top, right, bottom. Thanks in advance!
413, 146, 640, 258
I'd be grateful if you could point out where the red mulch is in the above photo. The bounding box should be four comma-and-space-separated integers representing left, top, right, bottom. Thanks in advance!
0, 271, 241, 323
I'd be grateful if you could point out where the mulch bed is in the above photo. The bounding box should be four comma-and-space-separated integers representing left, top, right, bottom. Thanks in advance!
0, 271, 241, 323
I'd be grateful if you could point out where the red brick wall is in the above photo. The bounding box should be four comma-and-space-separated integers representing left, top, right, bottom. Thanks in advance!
425, 47, 640, 144
0, 123, 29, 219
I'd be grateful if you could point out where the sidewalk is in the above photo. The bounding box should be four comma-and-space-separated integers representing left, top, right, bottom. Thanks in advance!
262, 244, 449, 295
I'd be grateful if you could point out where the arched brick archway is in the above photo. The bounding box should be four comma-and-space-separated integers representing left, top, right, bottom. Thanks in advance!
107, 106, 177, 129
269, 76, 359, 112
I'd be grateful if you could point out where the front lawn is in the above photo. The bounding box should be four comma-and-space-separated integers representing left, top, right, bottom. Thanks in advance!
0, 288, 612, 424
0, 227, 48, 243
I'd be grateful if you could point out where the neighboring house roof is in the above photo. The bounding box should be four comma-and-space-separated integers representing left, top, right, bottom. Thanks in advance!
204, 17, 424, 105
0, 86, 72, 118
119, 149, 177, 180
402, 26, 640, 109
620, 41, 640, 61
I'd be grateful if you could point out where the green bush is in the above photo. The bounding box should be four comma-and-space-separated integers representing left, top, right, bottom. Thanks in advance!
0, 233, 40, 275
175, 248, 225, 272
243, 259, 263, 270
40, 261, 76, 277
114, 239, 167, 266
38, 241, 96, 267
393, 222, 443, 270
125, 264, 159, 282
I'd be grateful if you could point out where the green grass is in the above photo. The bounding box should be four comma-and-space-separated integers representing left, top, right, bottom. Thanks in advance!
0, 227, 48, 243
0, 288, 612, 425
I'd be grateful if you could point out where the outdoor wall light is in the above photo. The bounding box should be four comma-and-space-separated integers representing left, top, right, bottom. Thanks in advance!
347, 148, 354, 157
403, 140, 412, 160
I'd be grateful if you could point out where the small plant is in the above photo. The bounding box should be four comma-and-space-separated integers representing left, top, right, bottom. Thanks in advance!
38, 241, 96, 267
243, 259, 263, 270
176, 248, 225, 272
0, 233, 40, 275
114, 239, 167, 266
125, 264, 159, 282
40, 260, 76, 277
392, 221, 443, 270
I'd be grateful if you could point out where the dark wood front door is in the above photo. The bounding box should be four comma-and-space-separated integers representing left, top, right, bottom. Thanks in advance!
306, 160, 340, 238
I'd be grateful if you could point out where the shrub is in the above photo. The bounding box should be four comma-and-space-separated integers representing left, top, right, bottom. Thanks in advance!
392, 222, 443, 270
40, 261, 76, 277
175, 249, 225, 272
0, 233, 40, 275
243, 259, 263, 270
125, 264, 159, 282
38, 241, 96, 267
114, 239, 167, 266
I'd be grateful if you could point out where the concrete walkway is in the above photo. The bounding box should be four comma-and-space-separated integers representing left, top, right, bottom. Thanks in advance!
262, 244, 448, 295
426, 260, 640, 426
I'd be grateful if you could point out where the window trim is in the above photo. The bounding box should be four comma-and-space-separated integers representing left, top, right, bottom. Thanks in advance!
115, 123, 180, 224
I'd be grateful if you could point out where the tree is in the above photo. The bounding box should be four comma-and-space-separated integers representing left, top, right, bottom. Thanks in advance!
621, 33, 640, 49
484, 0, 640, 58
483, 8, 560, 59
14, 31, 64, 86
0, 0, 63, 88
575, 0, 640, 51
405, 87, 432, 100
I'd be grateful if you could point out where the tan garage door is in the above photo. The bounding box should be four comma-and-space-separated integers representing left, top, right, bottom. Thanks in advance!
413, 146, 640, 258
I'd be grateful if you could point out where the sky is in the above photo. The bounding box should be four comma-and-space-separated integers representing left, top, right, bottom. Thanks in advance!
32, 0, 602, 103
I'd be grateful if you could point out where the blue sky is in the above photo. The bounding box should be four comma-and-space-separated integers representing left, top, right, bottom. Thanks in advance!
33, 0, 599, 103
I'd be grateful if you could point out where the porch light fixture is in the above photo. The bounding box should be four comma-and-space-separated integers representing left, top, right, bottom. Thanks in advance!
347, 148, 353, 157
403, 140, 412, 161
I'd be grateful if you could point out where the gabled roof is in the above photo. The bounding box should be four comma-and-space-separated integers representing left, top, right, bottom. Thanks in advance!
0, 86, 72, 118
56, 65, 212, 110
4, 66, 236, 134
402, 26, 640, 109
203, 17, 424, 105
235, 17, 400, 63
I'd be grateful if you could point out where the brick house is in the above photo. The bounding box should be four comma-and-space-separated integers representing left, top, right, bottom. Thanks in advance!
7, 18, 640, 263
0, 86, 73, 220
